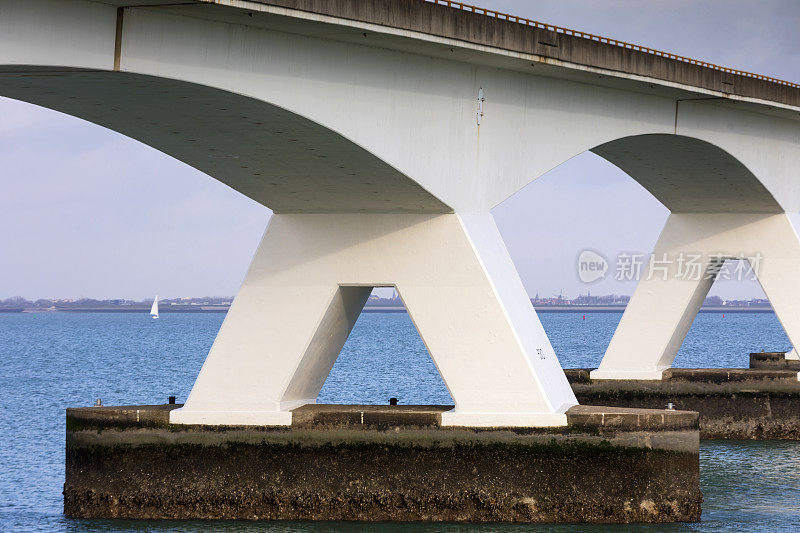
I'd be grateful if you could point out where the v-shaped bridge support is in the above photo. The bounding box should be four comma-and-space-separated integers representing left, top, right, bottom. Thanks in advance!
171, 213, 577, 426
593, 213, 800, 379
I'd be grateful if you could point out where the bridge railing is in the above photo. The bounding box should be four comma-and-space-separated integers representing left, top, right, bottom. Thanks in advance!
425, 0, 799, 89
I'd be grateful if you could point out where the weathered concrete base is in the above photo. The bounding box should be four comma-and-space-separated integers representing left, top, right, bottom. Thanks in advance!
750, 352, 800, 371
568, 368, 800, 439
65, 404, 700, 523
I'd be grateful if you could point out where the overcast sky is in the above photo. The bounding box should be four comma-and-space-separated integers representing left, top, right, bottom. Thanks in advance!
1, 0, 798, 301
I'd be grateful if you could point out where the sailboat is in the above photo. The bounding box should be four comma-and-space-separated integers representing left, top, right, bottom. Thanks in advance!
150, 295, 159, 319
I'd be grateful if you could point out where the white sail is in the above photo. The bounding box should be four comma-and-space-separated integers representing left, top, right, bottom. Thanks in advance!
150, 295, 159, 318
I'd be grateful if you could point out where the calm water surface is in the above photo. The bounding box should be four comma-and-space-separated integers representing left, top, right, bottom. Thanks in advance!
1, 311, 797, 532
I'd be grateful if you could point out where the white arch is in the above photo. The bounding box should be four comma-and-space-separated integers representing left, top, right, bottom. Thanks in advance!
542, 132, 799, 379
6, 0, 798, 215
0, 0, 584, 426
0, 69, 447, 213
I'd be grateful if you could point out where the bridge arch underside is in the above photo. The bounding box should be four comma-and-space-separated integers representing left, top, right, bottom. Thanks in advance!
589, 134, 781, 214
585, 135, 798, 380
0, 67, 449, 214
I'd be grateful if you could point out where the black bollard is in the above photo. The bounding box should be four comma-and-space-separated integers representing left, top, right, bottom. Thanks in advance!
389, 397, 398, 406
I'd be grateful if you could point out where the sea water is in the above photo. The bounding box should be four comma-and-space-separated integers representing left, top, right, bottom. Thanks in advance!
1, 311, 798, 532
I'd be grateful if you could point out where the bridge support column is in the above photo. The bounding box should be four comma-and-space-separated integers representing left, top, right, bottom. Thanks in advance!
592, 213, 800, 380
171, 213, 576, 426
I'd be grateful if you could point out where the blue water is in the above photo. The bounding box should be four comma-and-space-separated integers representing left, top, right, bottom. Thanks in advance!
545, 311, 792, 370
0, 311, 797, 532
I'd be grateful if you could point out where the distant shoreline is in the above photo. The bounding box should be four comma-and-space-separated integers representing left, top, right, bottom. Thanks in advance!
534, 306, 772, 314
2, 307, 231, 314
0, 305, 775, 314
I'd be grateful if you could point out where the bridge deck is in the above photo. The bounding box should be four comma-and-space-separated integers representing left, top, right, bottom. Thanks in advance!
176, 0, 800, 109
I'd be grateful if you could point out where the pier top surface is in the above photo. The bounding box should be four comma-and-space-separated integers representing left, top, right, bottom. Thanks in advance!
567, 367, 800, 391
66, 403, 697, 433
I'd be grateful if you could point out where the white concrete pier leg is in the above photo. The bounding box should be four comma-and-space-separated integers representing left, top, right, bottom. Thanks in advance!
171, 213, 577, 427
748, 215, 800, 362
591, 214, 721, 380
592, 213, 800, 380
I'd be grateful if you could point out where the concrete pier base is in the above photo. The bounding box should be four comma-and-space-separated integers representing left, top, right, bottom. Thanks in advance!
568, 368, 800, 439
65, 404, 700, 523
750, 352, 800, 371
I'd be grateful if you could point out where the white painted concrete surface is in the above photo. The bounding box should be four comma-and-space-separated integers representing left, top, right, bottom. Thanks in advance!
593, 214, 800, 380
3, 0, 798, 215
171, 214, 576, 426
1, 0, 799, 418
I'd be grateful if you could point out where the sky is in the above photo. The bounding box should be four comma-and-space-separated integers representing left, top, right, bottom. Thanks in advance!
1, 0, 798, 301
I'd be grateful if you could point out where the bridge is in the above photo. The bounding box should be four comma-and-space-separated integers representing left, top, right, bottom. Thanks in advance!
4, 0, 800, 427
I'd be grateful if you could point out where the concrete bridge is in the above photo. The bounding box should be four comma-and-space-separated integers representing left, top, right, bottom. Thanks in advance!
4, 0, 800, 427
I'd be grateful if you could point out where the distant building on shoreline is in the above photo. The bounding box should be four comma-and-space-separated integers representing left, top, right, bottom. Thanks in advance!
531, 292, 629, 307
